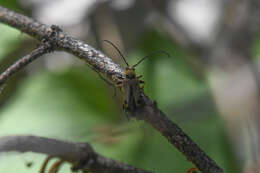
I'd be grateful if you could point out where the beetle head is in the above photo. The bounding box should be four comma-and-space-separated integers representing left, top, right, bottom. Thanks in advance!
125, 67, 136, 79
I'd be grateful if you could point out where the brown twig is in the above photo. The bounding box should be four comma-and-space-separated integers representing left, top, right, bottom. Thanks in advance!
0, 6, 124, 83
0, 6, 224, 173
138, 95, 222, 173
0, 45, 50, 86
0, 24, 61, 88
0, 135, 153, 173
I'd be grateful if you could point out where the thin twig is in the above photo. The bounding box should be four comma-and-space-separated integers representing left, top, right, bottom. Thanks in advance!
0, 6, 224, 173
0, 24, 61, 87
0, 6, 124, 83
0, 45, 50, 86
0, 135, 153, 173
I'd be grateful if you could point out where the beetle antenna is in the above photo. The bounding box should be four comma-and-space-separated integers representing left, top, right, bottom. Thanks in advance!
133, 50, 170, 68
103, 40, 129, 67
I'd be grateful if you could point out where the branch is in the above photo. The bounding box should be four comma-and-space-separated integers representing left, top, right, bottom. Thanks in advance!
0, 24, 61, 88
0, 135, 153, 173
0, 6, 124, 82
139, 95, 223, 173
0, 6, 224, 173
0, 45, 50, 86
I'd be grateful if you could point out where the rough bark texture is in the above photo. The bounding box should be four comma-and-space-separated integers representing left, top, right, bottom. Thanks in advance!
0, 6, 224, 173
0, 135, 153, 173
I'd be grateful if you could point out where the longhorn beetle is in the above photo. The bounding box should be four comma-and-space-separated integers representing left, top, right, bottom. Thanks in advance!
103, 40, 170, 115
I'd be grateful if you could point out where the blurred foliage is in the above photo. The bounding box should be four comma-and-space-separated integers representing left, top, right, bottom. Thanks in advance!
252, 31, 260, 59
0, 0, 24, 13
0, 3, 241, 173
129, 30, 208, 111
0, 24, 22, 59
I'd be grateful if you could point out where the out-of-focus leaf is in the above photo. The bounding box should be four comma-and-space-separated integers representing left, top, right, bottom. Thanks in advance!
123, 30, 238, 173
0, 67, 143, 172
0, 68, 117, 136
252, 32, 260, 60
131, 116, 240, 173
0, 1, 24, 13
138, 30, 201, 79
0, 24, 22, 60
128, 52, 207, 111
0, 25, 239, 173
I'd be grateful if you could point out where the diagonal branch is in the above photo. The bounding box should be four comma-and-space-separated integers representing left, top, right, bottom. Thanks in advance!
0, 6, 224, 173
0, 6, 124, 83
0, 135, 153, 173
0, 24, 61, 88
0, 45, 50, 86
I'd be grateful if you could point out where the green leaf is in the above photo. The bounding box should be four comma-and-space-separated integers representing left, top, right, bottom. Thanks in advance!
0, 68, 143, 172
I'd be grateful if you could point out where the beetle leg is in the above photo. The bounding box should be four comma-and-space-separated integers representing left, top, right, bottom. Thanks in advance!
48, 160, 64, 173
117, 75, 124, 80
40, 156, 52, 173
116, 81, 122, 85
123, 103, 131, 120
97, 73, 118, 96
139, 80, 145, 83
115, 81, 122, 88
123, 102, 125, 110
86, 63, 119, 96
137, 75, 143, 79
123, 100, 127, 109
113, 80, 123, 95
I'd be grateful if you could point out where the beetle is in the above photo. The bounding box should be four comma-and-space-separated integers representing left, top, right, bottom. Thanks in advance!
103, 40, 169, 115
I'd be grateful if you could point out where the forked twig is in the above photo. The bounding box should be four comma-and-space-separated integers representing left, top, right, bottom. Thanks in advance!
0, 6, 223, 173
